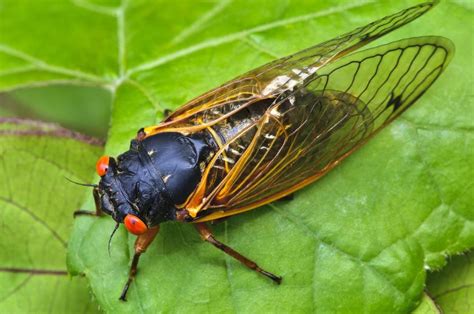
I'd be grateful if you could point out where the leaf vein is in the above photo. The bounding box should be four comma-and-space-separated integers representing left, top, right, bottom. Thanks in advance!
0, 274, 33, 303
0, 45, 109, 83
171, 0, 234, 45
269, 204, 408, 299
223, 221, 238, 313
116, 0, 128, 78
0, 196, 67, 247
70, 0, 117, 16
404, 118, 473, 223
240, 37, 280, 59
400, 117, 474, 133
0, 80, 109, 94
127, 79, 164, 111
127, 0, 374, 75
0, 267, 67, 275
0, 65, 37, 77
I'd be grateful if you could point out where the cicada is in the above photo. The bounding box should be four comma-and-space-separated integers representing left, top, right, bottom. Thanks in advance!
74, 1, 453, 301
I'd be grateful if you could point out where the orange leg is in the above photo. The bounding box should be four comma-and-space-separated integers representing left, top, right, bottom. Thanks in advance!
119, 226, 160, 301
194, 223, 282, 284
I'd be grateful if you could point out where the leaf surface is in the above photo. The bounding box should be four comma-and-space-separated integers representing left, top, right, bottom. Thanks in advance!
0, 118, 102, 313
0, 0, 472, 312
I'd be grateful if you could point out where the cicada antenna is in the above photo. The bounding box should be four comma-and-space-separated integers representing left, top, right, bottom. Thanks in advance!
64, 176, 98, 188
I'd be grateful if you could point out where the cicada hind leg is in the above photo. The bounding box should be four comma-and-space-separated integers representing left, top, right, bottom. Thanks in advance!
73, 186, 104, 218
195, 223, 282, 284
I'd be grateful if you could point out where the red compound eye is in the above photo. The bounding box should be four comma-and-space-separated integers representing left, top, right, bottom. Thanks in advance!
124, 214, 148, 235
96, 155, 110, 176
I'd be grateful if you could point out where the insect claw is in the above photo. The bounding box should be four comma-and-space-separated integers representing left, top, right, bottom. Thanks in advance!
268, 273, 282, 285
119, 286, 128, 301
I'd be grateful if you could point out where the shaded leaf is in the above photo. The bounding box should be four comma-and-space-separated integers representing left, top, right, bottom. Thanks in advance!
426, 250, 474, 313
0, 118, 102, 313
7, 85, 112, 138
411, 293, 440, 314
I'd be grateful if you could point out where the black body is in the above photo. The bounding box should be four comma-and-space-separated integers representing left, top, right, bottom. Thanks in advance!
98, 131, 214, 227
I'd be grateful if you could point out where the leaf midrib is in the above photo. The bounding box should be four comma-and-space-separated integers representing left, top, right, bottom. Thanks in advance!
0, 0, 375, 94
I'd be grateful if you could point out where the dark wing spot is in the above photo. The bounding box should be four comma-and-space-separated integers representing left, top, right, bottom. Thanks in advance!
386, 94, 403, 111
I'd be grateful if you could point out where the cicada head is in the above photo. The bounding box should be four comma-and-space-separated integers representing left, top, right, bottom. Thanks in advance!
95, 146, 177, 235
96, 156, 133, 221
93, 130, 213, 235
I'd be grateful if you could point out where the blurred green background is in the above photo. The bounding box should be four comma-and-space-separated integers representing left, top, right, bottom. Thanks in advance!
0, 85, 111, 139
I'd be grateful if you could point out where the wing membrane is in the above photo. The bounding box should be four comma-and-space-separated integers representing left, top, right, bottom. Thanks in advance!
193, 36, 453, 221
145, 1, 437, 136
136, 1, 454, 220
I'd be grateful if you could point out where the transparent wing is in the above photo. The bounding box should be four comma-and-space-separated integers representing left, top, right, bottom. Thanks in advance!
192, 36, 453, 222
145, 1, 437, 136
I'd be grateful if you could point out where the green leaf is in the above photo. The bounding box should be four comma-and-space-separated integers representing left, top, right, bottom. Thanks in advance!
0, 118, 103, 313
411, 293, 440, 314
1, 0, 472, 312
426, 250, 474, 313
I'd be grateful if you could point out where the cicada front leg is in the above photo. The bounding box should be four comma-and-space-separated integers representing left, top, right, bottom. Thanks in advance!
73, 186, 104, 217
119, 226, 160, 301
194, 223, 282, 284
